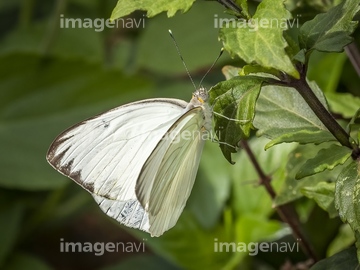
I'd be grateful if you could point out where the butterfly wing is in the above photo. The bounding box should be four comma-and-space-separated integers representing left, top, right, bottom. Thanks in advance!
135, 107, 207, 236
92, 195, 150, 232
46, 98, 188, 203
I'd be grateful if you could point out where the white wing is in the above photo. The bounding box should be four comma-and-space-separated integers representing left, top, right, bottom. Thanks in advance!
92, 195, 150, 232
136, 107, 207, 236
91, 107, 207, 236
46, 98, 187, 203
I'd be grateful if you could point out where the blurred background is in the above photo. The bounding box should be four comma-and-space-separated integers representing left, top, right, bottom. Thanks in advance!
0, 0, 359, 269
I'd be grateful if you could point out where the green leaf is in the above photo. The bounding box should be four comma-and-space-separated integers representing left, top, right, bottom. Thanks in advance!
111, 0, 196, 20
253, 81, 332, 145
221, 65, 242, 80
335, 161, 360, 232
326, 92, 360, 118
241, 65, 281, 78
296, 144, 351, 179
311, 31, 353, 52
301, 181, 338, 218
235, 0, 250, 18
274, 143, 341, 206
0, 53, 150, 190
293, 49, 306, 63
209, 76, 264, 163
284, 31, 301, 60
311, 246, 358, 270
348, 109, 360, 139
299, 0, 360, 53
265, 129, 337, 149
327, 224, 355, 257
0, 204, 23, 267
219, 0, 299, 78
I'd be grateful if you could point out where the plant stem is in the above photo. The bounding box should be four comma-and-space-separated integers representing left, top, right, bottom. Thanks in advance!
288, 65, 354, 150
240, 140, 318, 263
345, 42, 360, 77
216, 0, 242, 15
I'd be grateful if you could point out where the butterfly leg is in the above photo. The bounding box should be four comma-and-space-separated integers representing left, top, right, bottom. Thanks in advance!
213, 111, 250, 124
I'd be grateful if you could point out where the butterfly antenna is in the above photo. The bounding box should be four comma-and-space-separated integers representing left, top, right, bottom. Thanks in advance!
199, 48, 224, 87
169, 30, 197, 91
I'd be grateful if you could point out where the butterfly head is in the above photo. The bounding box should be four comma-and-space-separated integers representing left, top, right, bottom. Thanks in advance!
191, 87, 209, 105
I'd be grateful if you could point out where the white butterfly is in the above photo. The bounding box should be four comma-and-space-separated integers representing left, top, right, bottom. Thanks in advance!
46, 87, 212, 237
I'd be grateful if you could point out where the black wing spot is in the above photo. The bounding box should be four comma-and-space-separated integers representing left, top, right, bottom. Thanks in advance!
102, 120, 109, 128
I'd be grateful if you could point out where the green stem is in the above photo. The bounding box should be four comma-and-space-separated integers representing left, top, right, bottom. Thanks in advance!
288, 65, 354, 150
